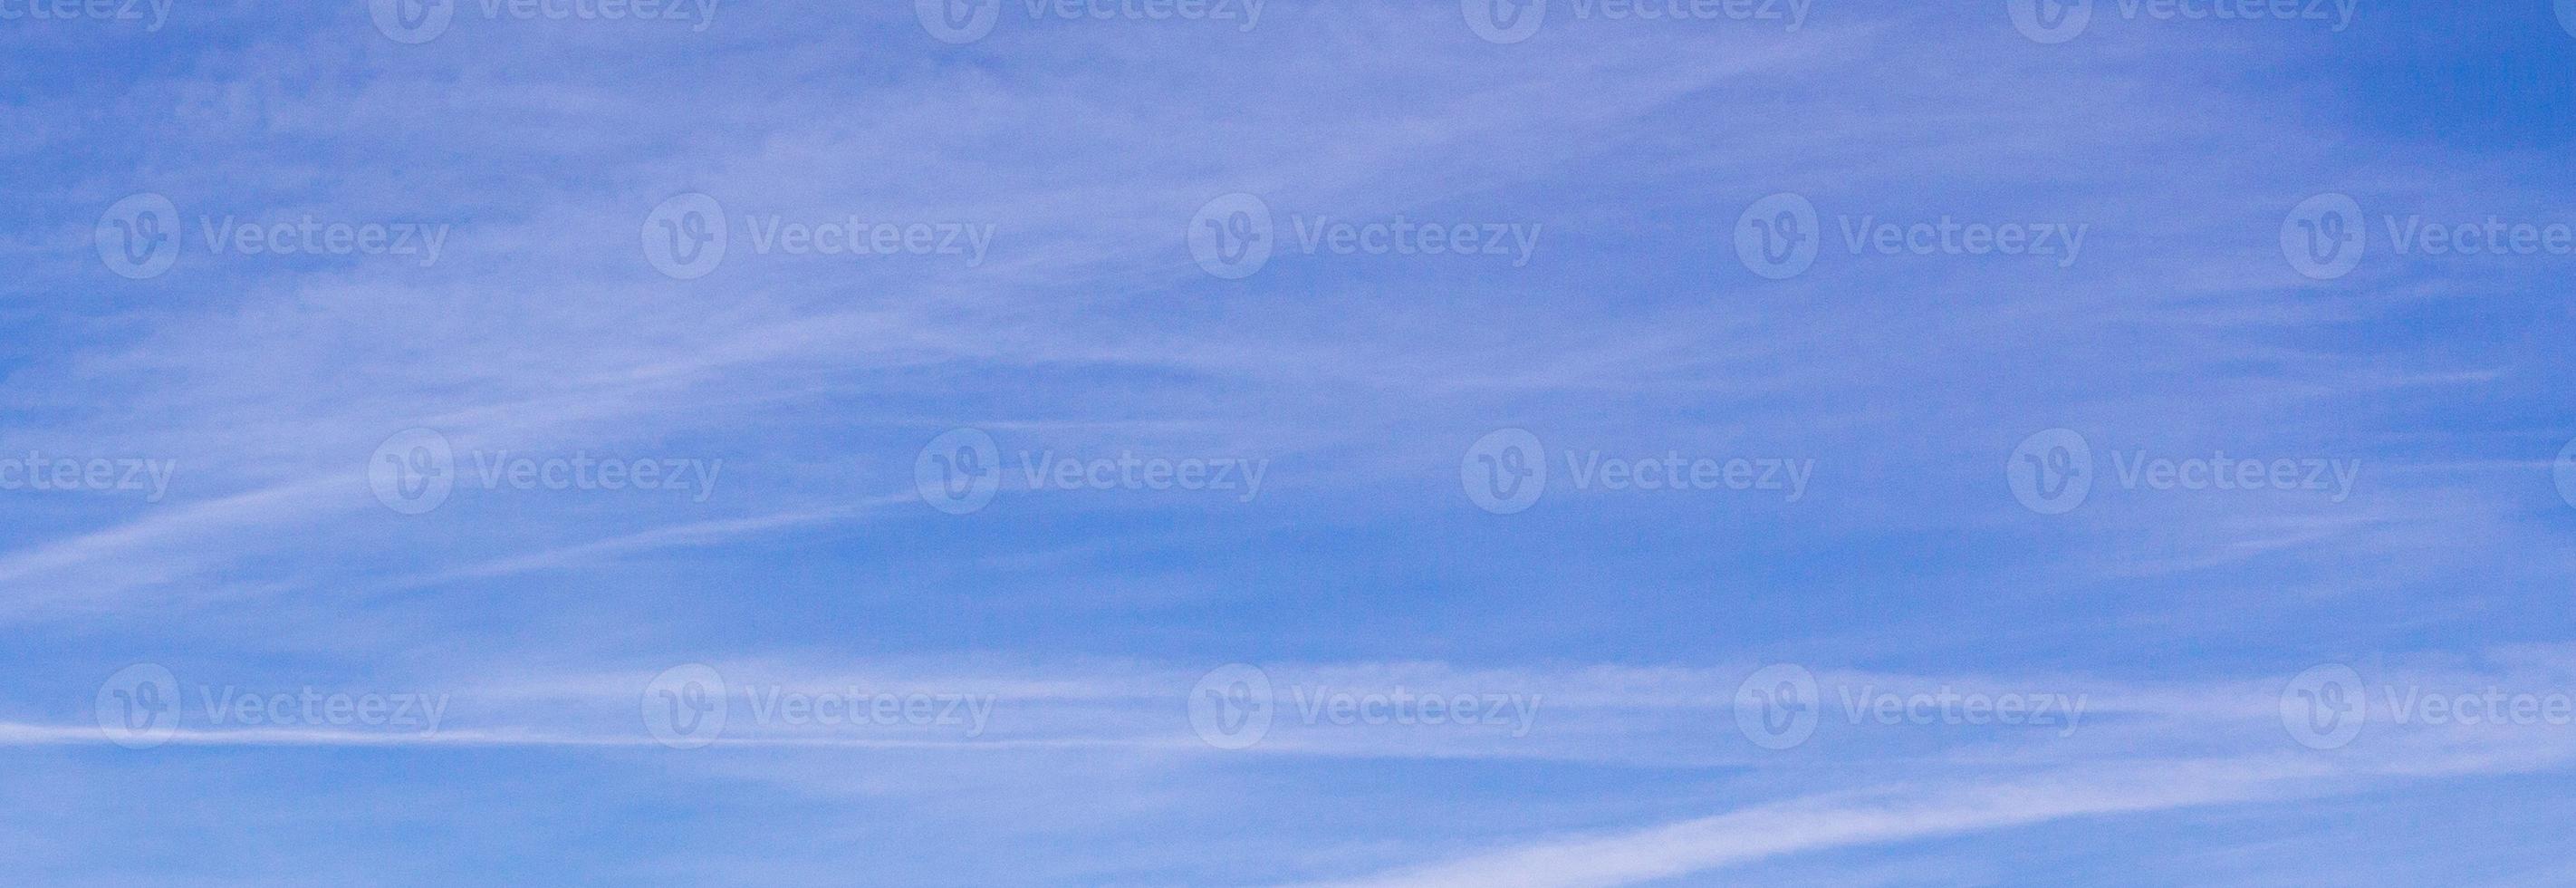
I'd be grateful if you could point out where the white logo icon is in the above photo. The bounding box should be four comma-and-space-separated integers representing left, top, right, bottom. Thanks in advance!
1188, 663, 1274, 750
2007, 0, 2092, 43
2281, 193, 2365, 280
1735, 192, 1819, 279
1187, 192, 1274, 280
642, 192, 728, 280
917, 0, 1001, 43
916, 428, 1002, 515
2006, 428, 2092, 515
2552, 437, 2576, 511
1464, 0, 1546, 44
2281, 664, 2366, 750
1734, 663, 1819, 750
96, 193, 179, 280
97, 663, 180, 748
370, 428, 456, 515
643, 663, 729, 749
370, 0, 454, 43
1461, 428, 1546, 515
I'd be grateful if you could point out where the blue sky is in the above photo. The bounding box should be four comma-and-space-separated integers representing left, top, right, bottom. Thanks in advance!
5, 0, 2576, 884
